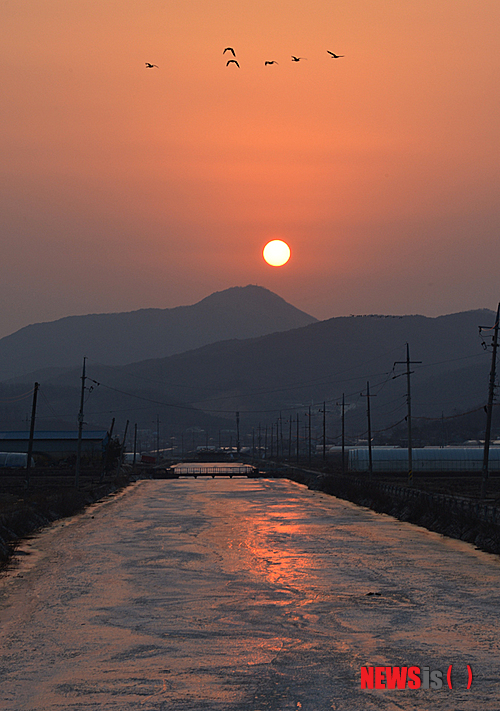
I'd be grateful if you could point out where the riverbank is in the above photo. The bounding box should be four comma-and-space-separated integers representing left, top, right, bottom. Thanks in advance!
0, 471, 132, 566
282, 466, 500, 555
3, 464, 500, 568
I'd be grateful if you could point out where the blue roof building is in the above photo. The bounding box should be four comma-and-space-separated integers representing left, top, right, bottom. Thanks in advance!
0, 431, 108, 461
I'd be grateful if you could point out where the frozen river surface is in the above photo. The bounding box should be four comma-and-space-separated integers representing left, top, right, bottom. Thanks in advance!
0, 478, 499, 710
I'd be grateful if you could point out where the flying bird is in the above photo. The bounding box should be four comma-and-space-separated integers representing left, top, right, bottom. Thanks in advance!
327, 51, 344, 58
223, 47, 236, 56
145, 63, 158, 68
265, 61, 278, 65
226, 59, 240, 67
291, 56, 306, 62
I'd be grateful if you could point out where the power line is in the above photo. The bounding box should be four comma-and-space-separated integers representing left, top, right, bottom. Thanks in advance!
0, 387, 35, 404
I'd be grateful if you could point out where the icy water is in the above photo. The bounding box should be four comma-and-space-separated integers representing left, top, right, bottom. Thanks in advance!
0, 478, 499, 710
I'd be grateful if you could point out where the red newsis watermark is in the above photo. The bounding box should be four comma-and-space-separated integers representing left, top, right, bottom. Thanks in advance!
361, 665, 473, 690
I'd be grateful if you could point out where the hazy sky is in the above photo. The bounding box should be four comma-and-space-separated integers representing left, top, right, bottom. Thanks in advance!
1, 0, 499, 338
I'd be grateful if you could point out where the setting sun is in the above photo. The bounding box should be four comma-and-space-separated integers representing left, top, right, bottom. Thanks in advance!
263, 240, 291, 267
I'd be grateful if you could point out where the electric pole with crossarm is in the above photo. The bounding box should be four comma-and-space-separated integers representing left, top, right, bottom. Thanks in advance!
75, 357, 87, 488
394, 344, 421, 484
479, 302, 500, 499
360, 382, 374, 477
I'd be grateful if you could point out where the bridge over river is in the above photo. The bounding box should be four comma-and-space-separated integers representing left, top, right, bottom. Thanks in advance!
0, 477, 499, 710
168, 461, 260, 477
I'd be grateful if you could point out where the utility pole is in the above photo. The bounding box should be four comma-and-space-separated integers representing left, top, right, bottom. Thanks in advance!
394, 344, 421, 484
480, 302, 500, 498
133, 423, 138, 471
296, 412, 300, 464
366, 382, 373, 476
75, 357, 87, 488
288, 416, 292, 461
101, 417, 115, 480
280, 413, 283, 461
116, 420, 129, 477
336, 394, 352, 474
236, 411, 240, 455
26, 382, 39, 488
264, 425, 268, 459
360, 382, 375, 476
322, 402, 326, 461
308, 405, 312, 466
341, 394, 345, 474
156, 414, 160, 464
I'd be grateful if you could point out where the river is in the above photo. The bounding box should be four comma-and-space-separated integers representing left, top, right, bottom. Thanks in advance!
0, 477, 499, 710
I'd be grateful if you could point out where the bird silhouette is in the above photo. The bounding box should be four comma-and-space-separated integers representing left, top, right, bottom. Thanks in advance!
327, 51, 344, 58
145, 63, 158, 68
226, 59, 240, 67
265, 61, 278, 65
291, 56, 306, 62
223, 47, 236, 56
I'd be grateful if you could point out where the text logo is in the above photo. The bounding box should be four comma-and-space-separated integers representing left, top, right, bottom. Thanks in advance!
361, 665, 473, 690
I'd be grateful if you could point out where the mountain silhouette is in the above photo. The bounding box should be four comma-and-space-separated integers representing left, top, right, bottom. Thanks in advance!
106, 309, 491, 424
0, 285, 317, 381
3, 308, 494, 438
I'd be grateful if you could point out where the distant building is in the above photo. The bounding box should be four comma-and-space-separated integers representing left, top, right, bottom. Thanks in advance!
0, 452, 34, 468
349, 446, 500, 473
0, 431, 108, 463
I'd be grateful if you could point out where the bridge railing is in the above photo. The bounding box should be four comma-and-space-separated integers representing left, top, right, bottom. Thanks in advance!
173, 466, 256, 475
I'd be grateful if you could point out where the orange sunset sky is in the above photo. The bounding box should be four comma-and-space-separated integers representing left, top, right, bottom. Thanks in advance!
1, 0, 499, 338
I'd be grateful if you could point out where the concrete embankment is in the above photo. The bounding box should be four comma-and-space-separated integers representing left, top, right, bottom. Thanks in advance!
282, 466, 500, 555
0, 473, 132, 566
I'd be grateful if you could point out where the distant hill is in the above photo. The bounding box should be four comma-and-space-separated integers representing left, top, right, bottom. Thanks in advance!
108, 309, 492, 424
0, 285, 317, 381
3, 309, 494, 440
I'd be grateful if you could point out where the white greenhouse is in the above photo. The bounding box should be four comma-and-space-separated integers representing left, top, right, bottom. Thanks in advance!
0, 452, 34, 468
348, 447, 500, 473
